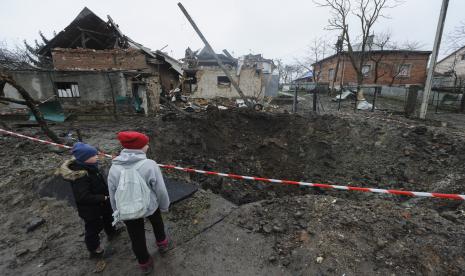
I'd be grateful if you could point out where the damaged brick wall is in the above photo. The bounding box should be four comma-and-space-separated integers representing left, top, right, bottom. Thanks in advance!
51, 48, 150, 71
158, 63, 180, 92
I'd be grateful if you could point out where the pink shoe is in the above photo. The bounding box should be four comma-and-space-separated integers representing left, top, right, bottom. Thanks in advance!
138, 256, 153, 274
156, 238, 173, 254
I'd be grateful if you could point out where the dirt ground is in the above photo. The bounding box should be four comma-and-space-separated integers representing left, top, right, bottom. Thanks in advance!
1, 104, 465, 275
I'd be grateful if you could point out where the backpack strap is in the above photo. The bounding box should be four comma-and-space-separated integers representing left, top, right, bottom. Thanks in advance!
133, 159, 149, 171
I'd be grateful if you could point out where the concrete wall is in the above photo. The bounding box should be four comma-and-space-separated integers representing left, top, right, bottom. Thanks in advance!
360, 86, 462, 107
2, 70, 128, 114
192, 66, 263, 99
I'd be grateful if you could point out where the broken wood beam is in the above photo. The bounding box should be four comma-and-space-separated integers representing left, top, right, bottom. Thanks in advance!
222, 49, 234, 59
77, 27, 112, 37
0, 72, 61, 143
177, 2, 251, 107
0, 96, 28, 105
160, 96, 190, 116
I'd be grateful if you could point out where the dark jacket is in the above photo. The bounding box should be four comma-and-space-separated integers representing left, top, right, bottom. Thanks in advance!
58, 159, 112, 220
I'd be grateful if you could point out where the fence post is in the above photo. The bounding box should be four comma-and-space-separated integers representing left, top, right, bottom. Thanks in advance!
371, 86, 380, 112
313, 86, 318, 112
405, 85, 420, 118
292, 85, 298, 113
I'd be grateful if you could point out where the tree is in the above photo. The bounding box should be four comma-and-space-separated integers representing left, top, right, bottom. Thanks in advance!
0, 41, 34, 70
22, 31, 53, 69
298, 37, 333, 83
385, 41, 423, 86
274, 61, 305, 84
0, 72, 61, 143
368, 31, 393, 84
447, 21, 465, 51
315, 0, 401, 110
0, 42, 61, 143
445, 21, 465, 112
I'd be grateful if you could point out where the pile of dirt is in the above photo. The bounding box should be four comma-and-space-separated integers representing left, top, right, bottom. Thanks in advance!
152, 109, 465, 205
2, 109, 465, 275
233, 195, 465, 275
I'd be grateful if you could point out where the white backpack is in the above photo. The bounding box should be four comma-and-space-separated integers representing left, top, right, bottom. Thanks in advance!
112, 160, 151, 225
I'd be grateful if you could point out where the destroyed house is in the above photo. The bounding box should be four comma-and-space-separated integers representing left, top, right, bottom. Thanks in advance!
182, 47, 278, 99
1, 7, 181, 117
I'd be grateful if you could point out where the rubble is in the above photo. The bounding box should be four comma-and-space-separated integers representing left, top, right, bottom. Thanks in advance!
2, 109, 465, 275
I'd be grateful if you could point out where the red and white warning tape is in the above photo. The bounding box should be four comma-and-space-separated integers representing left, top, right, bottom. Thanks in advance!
1, 128, 464, 201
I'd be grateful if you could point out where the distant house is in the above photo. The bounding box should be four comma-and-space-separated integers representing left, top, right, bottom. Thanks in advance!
312, 50, 431, 88
182, 47, 278, 99
1, 7, 181, 117
291, 71, 315, 91
434, 46, 465, 90
294, 71, 313, 83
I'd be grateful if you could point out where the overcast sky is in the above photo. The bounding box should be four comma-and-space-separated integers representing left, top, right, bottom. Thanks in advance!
1, 0, 464, 63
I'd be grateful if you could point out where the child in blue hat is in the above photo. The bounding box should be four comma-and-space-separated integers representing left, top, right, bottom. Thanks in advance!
57, 142, 121, 258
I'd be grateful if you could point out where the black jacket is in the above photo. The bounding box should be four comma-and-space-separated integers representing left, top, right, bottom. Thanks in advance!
58, 159, 112, 220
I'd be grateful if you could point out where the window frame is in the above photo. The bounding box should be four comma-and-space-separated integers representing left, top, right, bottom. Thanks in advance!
217, 76, 231, 88
55, 82, 80, 98
397, 64, 412, 78
328, 68, 335, 80
361, 64, 372, 78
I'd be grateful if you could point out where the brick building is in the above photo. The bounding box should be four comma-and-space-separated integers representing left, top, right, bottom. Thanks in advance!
2, 7, 181, 117
312, 50, 431, 88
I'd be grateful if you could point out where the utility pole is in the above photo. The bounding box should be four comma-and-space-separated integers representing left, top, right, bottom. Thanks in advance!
419, 0, 449, 119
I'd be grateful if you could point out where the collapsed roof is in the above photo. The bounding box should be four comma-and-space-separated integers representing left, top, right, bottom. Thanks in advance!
36, 7, 182, 74
196, 47, 237, 66
38, 7, 128, 56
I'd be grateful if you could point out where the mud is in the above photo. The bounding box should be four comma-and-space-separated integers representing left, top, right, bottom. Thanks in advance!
1, 109, 465, 275
153, 109, 465, 205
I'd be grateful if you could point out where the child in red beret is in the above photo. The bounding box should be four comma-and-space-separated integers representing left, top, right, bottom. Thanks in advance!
107, 131, 171, 274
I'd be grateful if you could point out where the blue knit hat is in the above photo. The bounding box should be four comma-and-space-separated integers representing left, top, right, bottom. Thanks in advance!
72, 142, 98, 163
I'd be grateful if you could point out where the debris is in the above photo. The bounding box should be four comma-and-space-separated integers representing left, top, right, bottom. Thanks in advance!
413, 126, 428, 135
332, 91, 353, 101
15, 239, 43, 256
316, 256, 324, 264
236, 99, 247, 108
357, 100, 374, 110
294, 211, 304, 219
25, 217, 45, 232
93, 260, 107, 273
272, 225, 284, 233
262, 224, 272, 233
268, 256, 277, 263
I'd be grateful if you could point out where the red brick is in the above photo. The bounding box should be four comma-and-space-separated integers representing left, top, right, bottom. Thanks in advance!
314, 52, 430, 87
51, 48, 149, 71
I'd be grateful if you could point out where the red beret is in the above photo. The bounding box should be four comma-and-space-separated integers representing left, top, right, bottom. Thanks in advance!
117, 131, 149, 149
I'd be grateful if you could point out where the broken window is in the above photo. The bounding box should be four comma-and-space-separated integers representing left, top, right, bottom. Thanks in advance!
328, 69, 334, 80
362, 65, 371, 77
398, 64, 411, 77
217, 76, 231, 87
56, 82, 80, 98
461, 54, 465, 61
